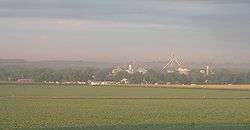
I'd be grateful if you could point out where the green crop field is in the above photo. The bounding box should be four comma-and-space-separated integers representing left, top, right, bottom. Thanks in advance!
1, 84, 250, 130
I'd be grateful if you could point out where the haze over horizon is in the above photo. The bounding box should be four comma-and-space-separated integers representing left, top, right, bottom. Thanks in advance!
1, 0, 250, 63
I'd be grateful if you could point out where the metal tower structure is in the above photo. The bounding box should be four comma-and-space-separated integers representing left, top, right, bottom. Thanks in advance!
200, 65, 210, 76
161, 53, 185, 72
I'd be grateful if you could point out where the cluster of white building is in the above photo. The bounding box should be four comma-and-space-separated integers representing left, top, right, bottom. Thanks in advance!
43, 81, 87, 85
43, 79, 130, 86
112, 64, 148, 75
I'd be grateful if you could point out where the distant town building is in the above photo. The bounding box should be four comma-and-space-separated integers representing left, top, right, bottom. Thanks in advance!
121, 78, 129, 84
200, 69, 206, 74
136, 67, 148, 74
77, 81, 86, 85
101, 81, 114, 85
178, 67, 190, 75
91, 81, 101, 86
126, 65, 134, 74
55, 81, 60, 84
112, 67, 123, 74
17, 79, 32, 83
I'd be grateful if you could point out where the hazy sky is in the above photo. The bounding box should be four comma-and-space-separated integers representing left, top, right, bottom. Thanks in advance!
0, 0, 250, 62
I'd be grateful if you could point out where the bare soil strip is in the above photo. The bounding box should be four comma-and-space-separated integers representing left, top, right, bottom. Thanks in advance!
1, 96, 250, 100
123, 84, 250, 90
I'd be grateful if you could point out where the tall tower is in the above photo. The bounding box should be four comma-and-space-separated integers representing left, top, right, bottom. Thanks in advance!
206, 66, 210, 76
200, 65, 210, 76
161, 53, 183, 72
129, 65, 132, 71
161, 53, 190, 75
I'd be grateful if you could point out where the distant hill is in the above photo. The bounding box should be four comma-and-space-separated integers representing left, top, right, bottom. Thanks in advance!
0, 59, 115, 69
0, 59, 26, 63
0, 59, 250, 70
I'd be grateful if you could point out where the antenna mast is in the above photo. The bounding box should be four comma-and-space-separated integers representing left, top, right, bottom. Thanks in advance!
161, 52, 183, 72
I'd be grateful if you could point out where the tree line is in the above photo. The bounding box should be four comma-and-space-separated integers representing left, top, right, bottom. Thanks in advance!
1, 66, 250, 84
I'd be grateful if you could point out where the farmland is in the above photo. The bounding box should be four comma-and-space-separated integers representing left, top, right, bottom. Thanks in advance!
1, 84, 250, 129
